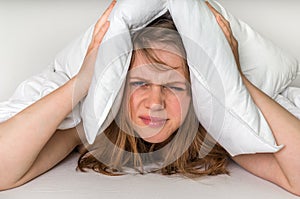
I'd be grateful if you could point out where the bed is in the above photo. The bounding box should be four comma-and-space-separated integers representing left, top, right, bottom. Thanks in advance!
0, 0, 300, 198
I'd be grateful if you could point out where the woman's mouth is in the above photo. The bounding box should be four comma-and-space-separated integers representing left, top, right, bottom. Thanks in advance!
139, 116, 167, 128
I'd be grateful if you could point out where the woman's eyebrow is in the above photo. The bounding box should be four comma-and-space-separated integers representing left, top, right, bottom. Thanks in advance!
164, 81, 186, 84
128, 76, 149, 81
129, 77, 186, 85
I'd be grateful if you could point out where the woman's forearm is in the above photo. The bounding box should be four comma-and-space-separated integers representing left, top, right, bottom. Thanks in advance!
8, 128, 80, 190
241, 75, 300, 190
0, 76, 83, 187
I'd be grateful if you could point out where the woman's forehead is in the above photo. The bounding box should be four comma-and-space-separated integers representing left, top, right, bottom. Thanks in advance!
128, 64, 187, 86
130, 48, 187, 78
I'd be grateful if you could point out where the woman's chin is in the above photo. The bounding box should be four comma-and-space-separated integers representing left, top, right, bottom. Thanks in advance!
141, 134, 170, 144
133, 123, 174, 143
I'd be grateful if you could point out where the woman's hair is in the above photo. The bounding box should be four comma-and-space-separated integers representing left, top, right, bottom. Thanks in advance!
77, 11, 229, 176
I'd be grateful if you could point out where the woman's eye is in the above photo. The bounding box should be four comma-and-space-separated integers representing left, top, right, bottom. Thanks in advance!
130, 81, 148, 87
165, 85, 186, 92
170, 86, 185, 91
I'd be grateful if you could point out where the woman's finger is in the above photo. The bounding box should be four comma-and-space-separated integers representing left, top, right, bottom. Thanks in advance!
205, 1, 232, 33
218, 16, 231, 37
205, 1, 221, 18
206, 2, 233, 42
90, 21, 110, 50
93, 0, 116, 36
88, 1, 116, 53
88, 22, 110, 53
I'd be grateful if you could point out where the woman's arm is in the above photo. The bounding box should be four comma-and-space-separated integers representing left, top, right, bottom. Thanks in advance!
0, 0, 116, 190
206, 2, 300, 195
7, 127, 81, 190
0, 77, 81, 189
232, 76, 300, 195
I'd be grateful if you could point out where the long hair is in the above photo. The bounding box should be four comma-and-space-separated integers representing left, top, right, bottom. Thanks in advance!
77, 11, 229, 176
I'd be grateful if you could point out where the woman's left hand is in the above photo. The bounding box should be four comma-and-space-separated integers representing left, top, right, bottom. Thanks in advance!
205, 2, 242, 74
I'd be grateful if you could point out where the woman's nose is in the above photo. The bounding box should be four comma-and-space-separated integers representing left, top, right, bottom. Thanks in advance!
145, 85, 165, 110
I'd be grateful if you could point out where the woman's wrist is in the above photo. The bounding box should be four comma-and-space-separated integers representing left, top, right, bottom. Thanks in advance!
70, 75, 90, 104
240, 74, 252, 90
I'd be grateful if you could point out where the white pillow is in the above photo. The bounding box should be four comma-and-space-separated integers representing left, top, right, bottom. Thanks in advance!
210, 1, 299, 98
52, 0, 298, 156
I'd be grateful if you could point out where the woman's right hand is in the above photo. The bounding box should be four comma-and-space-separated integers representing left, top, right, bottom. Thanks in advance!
74, 0, 116, 98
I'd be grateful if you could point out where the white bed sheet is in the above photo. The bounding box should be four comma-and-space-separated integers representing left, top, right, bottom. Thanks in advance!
0, 152, 298, 199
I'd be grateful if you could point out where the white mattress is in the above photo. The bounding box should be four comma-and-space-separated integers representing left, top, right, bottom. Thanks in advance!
0, 152, 298, 199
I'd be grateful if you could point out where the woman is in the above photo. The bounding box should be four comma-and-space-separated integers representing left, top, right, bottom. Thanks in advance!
0, 1, 299, 195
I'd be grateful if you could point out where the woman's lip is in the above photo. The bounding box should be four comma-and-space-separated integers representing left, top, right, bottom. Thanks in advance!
139, 116, 168, 128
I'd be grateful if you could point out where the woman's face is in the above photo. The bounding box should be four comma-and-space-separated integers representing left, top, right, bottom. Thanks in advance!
126, 49, 191, 143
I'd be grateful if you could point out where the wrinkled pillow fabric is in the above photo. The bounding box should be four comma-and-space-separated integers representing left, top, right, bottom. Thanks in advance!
0, 68, 81, 129
210, 1, 299, 98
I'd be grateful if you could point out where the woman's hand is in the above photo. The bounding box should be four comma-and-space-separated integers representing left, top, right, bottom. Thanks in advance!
74, 0, 116, 98
205, 2, 242, 73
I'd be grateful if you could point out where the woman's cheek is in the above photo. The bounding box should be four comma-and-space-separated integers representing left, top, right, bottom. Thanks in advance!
129, 89, 146, 121
129, 91, 139, 117
177, 95, 191, 123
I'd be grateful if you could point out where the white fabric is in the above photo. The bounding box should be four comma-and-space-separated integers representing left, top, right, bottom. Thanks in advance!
0, 0, 299, 156
275, 93, 300, 119
1, 152, 298, 199
211, 1, 299, 98
0, 68, 81, 129
281, 86, 300, 109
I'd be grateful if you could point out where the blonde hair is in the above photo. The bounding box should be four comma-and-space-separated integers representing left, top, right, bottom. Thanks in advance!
77, 11, 229, 176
